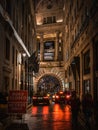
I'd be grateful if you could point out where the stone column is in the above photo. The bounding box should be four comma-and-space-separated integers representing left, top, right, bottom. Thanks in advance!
90, 42, 94, 97
80, 52, 83, 100
40, 34, 44, 61
55, 31, 59, 61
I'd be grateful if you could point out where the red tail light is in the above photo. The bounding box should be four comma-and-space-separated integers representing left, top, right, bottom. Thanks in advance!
59, 91, 63, 94
44, 96, 48, 99
56, 95, 59, 99
33, 97, 37, 99
66, 95, 70, 99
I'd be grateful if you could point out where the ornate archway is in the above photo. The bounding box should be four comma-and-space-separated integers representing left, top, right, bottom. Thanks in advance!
37, 74, 62, 94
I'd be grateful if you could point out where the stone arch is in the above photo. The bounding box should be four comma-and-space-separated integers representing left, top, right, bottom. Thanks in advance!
33, 67, 65, 94
35, 73, 63, 94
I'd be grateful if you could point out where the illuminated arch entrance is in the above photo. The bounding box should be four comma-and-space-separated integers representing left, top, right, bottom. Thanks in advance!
37, 74, 61, 94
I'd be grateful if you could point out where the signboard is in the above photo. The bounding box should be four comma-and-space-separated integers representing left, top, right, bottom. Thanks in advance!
8, 90, 28, 113
8, 102, 27, 113
8, 90, 28, 102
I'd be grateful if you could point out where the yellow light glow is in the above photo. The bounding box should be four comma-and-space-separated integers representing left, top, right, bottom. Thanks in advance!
56, 19, 63, 23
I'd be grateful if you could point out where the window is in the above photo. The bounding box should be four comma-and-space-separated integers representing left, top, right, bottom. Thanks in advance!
53, 16, 56, 23
16, 50, 18, 66
43, 16, 56, 24
47, 17, 52, 24
12, 78, 14, 89
5, 37, 10, 60
58, 42, 63, 61
12, 46, 15, 64
43, 18, 47, 24
44, 41, 55, 61
38, 42, 40, 60
4, 76, 9, 93
6, 0, 11, 16
83, 79, 90, 94
84, 50, 90, 74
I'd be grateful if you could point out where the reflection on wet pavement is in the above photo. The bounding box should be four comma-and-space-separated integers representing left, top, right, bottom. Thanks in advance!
26, 104, 72, 130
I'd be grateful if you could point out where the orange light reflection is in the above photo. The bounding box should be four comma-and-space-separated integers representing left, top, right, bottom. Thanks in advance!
42, 106, 49, 120
64, 105, 71, 121
42, 106, 49, 115
32, 106, 38, 115
53, 104, 63, 120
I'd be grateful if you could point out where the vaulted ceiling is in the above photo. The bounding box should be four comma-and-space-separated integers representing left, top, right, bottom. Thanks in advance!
34, 0, 64, 13
33, 0, 64, 40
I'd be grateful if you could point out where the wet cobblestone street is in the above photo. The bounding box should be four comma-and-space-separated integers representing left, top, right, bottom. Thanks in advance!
22, 104, 85, 130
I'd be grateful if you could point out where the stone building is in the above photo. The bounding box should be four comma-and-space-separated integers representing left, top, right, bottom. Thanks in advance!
0, 0, 36, 101
33, 0, 65, 94
63, 0, 98, 100
0, 0, 98, 102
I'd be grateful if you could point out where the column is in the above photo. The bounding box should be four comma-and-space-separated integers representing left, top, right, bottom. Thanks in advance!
80, 52, 83, 100
40, 34, 44, 61
55, 31, 59, 61
90, 42, 94, 97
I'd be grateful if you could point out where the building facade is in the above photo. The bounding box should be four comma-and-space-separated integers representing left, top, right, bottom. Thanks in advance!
0, 0, 98, 102
63, 0, 98, 100
0, 0, 36, 102
33, 0, 65, 94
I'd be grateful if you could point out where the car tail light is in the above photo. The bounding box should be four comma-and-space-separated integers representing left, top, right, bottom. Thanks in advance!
33, 97, 37, 99
66, 95, 70, 99
56, 95, 59, 99
59, 91, 63, 94
47, 94, 50, 97
44, 96, 48, 99
52, 95, 55, 98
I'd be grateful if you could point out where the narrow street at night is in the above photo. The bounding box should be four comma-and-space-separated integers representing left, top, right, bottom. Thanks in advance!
0, 0, 98, 130
26, 104, 73, 130
6, 103, 88, 130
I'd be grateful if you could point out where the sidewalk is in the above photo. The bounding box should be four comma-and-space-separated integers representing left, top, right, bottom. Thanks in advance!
5, 123, 29, 130
78, 111, 98, 130
0, 104, 32, 130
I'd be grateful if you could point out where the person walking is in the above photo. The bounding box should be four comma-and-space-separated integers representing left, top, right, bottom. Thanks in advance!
82, 93, 93, 130
70, 91, 81, 127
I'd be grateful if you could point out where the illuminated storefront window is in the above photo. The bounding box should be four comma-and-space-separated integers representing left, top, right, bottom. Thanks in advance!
84, 50, 90, 74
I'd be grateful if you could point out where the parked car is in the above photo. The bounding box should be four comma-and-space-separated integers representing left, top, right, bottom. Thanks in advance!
52, 90, 72, 104
32, 93, 50, 105
52, 91, 66, 104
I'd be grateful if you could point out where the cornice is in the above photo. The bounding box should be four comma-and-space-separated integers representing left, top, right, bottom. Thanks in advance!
36, 22, 64, 33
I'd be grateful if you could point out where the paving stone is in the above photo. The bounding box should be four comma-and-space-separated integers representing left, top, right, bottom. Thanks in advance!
5, 123, 29, 130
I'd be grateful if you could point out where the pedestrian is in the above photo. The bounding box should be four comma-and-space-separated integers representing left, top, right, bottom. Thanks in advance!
70, 91, 81, 127
82, 93, 93, 129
